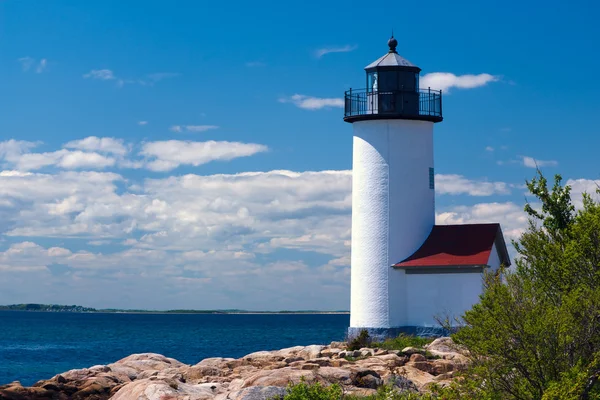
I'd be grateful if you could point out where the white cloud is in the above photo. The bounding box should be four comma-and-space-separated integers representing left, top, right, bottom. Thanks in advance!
279, 94, 344, 110
420, 73, 499, 93
5, 149, 115, 171
435, 174, 510, 196
138, 121, 148, 126
485, 146, 494, 152
315, 45, 357, 58
0, 139, 39, 158
18, 57, 35, 71
64, 137, 128, 156
437, 202, 528, 243
36, 59, 47, 73
58, 151, 115, 169
83, 69, 116, 80
170, 125, 219, 133
522, 156, 558, 168
140, 140, 268, 171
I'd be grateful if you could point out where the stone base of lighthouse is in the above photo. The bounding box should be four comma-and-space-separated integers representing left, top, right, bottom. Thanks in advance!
347, 326, 448, 342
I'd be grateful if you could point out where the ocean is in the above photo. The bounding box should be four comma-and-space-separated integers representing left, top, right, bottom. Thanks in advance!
0, 311, 350, 386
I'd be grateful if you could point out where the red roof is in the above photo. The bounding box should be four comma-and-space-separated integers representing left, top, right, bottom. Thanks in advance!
393, 223, 510, 268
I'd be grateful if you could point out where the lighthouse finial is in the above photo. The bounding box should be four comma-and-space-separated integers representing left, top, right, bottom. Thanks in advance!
387, 33, 398, 54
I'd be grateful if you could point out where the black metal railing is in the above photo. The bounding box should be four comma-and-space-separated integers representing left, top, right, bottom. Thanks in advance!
344, 88, 443, 121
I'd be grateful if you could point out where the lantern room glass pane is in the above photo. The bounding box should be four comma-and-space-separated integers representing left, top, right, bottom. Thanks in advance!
367, 72, 378, 93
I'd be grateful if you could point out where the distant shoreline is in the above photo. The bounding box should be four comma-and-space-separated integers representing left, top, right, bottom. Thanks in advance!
0, 304, 349, 315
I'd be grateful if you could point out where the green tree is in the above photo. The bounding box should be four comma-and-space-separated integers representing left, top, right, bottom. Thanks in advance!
448, 171, 600, 399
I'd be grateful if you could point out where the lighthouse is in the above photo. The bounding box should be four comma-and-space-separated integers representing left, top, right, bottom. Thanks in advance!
345, 37, 510, 339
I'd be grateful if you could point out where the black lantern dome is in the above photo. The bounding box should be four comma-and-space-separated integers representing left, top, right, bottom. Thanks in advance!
344, 37, 443, 123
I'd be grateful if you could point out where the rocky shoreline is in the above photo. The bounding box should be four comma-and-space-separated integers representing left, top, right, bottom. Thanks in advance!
0, 338, 468, 400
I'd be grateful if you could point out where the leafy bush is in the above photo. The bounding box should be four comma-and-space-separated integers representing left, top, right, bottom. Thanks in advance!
283, 380, 343, 400
372, 334, 432, 351
284, 380, 439, 400
347, 329, 371, 350
449, 172, 600, 398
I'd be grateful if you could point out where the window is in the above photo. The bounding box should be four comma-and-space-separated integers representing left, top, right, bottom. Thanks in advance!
367, 72, 378, 93
429, 167, 434, 189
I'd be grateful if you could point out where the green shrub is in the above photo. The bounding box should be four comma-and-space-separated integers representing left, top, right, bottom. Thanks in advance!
283, 379, 342, 400
372, 334, 432, 351
284, 380, 440, 400
347, 329, 371, 351
449, 172, 600, 398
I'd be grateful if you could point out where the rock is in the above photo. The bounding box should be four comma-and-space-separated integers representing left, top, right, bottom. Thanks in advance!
350, 369, 382, 389
301, 363, 320, 370
111, 353, 185, 373
425, 337, 470, 362
385, 375, 419, 392
374, 354, 408, 367
409, 361, 433, 374
276, 346, 305, 358
409, 353, 426, 362
111, 378, 218, 400
358, 348, 374, 357
298, 345, 323, 360
308, 358, 332, 367
228, 386, 288, 400
317, 367, 352, 385
431, 359, 454, 375
283, 357, 304, 364
242, 368, 317, 388
433, 371, 455, 381
329, 341, 346, 349
1, 342, 467, 399
397, 366, 435, 390
320, 348, 341, 358
402, 347, 425, 356
182, 365, 224, 382
330, 359, 349, 368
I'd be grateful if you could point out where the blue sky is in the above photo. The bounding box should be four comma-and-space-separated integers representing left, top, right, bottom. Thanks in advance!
0, 0, 599, 310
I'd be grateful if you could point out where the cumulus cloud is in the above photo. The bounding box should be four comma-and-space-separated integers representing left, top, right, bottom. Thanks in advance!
420, 73, 499, 93
140, 140, 268, 172
0, 138, 556, 309
64, 137, 128, 156
522, 156, 558, 168
435, 174, 511, 196
437, 202, 528, 243
279, 94, 344, 110
315, 45, 358, 58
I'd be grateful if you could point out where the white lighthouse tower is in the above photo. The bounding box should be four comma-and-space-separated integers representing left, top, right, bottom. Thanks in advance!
345, 37, 509, 339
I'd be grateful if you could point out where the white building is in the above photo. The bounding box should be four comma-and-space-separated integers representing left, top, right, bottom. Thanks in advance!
344, 37, 510, 338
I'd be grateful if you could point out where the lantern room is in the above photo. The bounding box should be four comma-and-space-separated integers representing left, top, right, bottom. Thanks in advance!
344, 36, 443, 123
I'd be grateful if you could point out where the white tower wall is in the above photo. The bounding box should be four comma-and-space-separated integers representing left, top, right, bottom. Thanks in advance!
350, 119, 435, 329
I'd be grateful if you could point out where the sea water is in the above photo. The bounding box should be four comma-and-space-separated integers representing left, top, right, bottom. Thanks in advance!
0, 311, 349, 386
